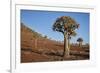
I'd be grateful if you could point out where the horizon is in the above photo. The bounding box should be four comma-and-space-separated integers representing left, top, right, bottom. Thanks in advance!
21, 9, 90, 44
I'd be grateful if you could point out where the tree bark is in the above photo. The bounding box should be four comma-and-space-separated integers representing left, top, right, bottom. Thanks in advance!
79, 42, 82, 47
35, 38, 37, 49
63, 32, 69, 58
68, 36, 70, 52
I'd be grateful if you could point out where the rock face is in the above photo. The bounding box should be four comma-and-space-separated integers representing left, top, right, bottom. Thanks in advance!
21, 23, 89, 63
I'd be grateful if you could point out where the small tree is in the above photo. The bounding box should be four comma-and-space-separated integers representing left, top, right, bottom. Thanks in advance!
77, 38, 83, 47
52, 16, 79, 57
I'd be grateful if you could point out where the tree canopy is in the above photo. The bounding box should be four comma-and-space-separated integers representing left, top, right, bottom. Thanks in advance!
77, 38, 83, 42
52, 16, 79, 36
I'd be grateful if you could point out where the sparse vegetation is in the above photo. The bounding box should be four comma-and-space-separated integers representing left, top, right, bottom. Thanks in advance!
21, 23, 43, 39
21, 22, 89, 63
44, 35, 48, 39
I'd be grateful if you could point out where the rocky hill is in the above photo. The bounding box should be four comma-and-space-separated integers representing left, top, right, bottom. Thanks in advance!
21, 23, 89, 63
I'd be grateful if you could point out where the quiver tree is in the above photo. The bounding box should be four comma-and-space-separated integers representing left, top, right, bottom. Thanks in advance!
77, 38, 83, 47
52, 16, 79, 57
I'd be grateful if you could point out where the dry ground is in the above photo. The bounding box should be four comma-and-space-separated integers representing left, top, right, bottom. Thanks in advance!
21, 38, 89, 63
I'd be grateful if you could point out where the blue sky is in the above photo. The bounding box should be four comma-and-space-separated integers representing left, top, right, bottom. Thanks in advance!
21, 10, 89, 44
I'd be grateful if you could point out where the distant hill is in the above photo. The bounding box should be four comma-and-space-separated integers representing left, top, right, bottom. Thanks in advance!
21, 23, 43, 39
21, 22, 63, 50
21, 22, 45, 50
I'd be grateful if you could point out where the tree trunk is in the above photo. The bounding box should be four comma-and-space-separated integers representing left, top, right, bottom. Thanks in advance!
35, 38, 37, 49
79, 42, 82, 47
68, 38, 70, 55
63, 32, 69, 58
68, 36, 70, 52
